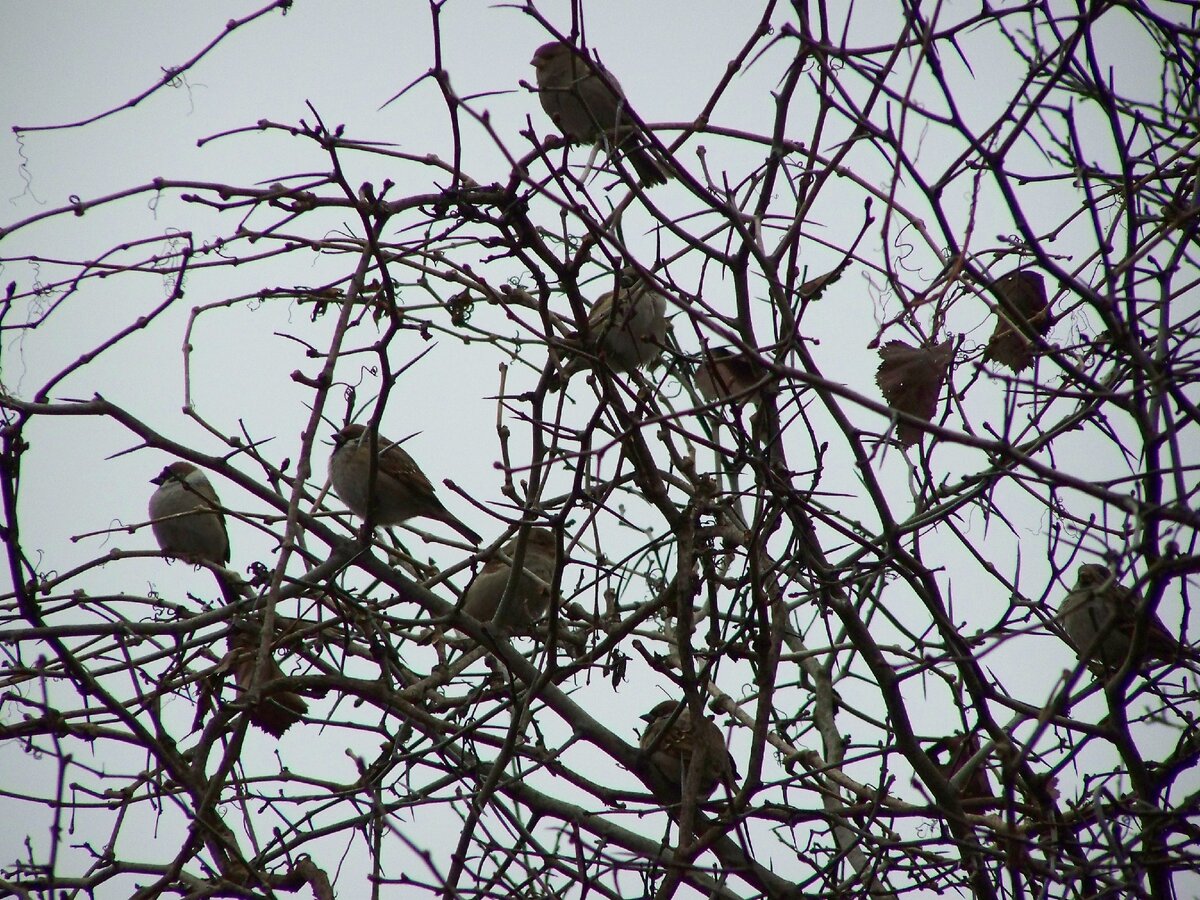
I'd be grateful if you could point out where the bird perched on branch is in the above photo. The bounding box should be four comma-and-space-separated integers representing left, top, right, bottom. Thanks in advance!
694, 346, 778, 414
149, 462, 230, 567
639, 699, 739, 797
462, 527, 559, 626
555, 268, 668, 386
1057, 563, 1191, 672
531, 41, 669, 187
694, 346, 778, 443
329, 423, 481, 544
925, 731, 995, 808
695, 347, 765, 408
149, 461, 243, 604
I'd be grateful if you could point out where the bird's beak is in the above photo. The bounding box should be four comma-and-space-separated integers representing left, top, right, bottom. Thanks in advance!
639, 713, 655, 724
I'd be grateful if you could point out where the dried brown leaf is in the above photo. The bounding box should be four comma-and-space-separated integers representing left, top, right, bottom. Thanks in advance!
228, 631, 309, 738
798, 259, 851, 301
875, 338, 954, 446
983, 270, 1050, 371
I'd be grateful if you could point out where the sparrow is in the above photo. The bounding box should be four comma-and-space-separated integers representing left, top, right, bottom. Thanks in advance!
531, 41, 669, 186
462, 527, 559, 626
557, 269, 668, 385
227, 629, 309, 738
925, 731, 994, 807
149, 462, 230, 567
1057, 563, 1189, 671
329, 423, 482, 544
639, 699, 739, 797
694, 347, 773, 409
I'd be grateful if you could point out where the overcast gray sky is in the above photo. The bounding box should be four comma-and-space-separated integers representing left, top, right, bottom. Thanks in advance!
2, 3, 1196, 897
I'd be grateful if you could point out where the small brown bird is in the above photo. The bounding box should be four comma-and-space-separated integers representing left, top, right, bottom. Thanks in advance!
694, 347, 773, 409
531, 41, 669, 186
926, 731, 995, 807
329, 424, 482, 544
462, 527, 559, 626
639, 700, 739, 797
1058, 563, 1188, 671
149, 462, 230, 567
557, 269, 668, 385
227, 629, 309, 738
